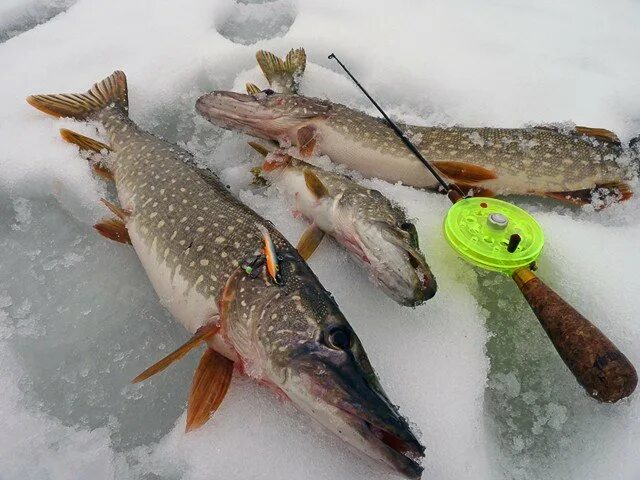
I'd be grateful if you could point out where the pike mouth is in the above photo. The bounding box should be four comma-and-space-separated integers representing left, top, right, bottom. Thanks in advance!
196, 91, 301, 140
197, 92, 276, 120
338, 406, 425, 478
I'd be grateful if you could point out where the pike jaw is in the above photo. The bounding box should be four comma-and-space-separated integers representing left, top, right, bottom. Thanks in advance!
221, 259, 425, 478
352, 219, 437, 307
196, 90, 330, 141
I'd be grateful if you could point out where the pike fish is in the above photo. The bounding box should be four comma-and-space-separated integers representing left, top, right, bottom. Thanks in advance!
27, 71, 425, 477
249, 142, 436, 306
199, 49, 636, 206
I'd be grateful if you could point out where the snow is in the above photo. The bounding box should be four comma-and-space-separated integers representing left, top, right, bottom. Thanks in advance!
0, 0, 639, 479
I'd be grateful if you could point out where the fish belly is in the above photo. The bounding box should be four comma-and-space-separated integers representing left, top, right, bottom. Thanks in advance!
319, 128, 438, 188
126, 218, 215, 334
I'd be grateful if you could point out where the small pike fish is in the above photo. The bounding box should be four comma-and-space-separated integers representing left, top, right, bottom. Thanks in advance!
249, 142, 436, 306
198, 49, 636, 206
27, 72, 425, 477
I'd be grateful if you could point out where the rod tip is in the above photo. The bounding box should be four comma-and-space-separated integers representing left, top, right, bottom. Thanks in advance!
328, 53, 335, 59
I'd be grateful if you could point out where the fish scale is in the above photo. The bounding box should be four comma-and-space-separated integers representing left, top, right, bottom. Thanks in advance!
27, 71, 426, 478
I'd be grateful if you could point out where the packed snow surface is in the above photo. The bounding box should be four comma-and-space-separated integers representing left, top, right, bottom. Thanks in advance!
1, 0, 639, 479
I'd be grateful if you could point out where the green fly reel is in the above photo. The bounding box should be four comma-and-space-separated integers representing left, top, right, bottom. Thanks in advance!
443, 197, 544, 275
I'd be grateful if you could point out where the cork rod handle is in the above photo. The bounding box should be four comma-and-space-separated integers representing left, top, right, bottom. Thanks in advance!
513, 268, 637, 402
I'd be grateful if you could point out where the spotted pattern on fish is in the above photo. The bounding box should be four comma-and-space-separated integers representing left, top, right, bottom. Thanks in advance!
323, 102, 628, 192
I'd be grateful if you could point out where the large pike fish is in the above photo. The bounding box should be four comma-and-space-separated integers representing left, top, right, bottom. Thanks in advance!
27, 71, 425, 477
248, 142, 437, 306
197, 49, 636, 206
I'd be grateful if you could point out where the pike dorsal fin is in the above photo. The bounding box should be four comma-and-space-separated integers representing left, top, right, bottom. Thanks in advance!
60, 128, 112, 153
574, 126, 621, 145
60, 128, 114, 181
535, 125, 621, 145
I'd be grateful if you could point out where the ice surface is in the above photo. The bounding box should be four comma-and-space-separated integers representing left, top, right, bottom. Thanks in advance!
0, 0, 639, 479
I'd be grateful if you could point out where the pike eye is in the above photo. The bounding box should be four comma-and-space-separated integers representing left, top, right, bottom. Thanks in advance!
400, 222, 419, 248
400, 222, 415, 233
262, 89, 275, 96
325, 327, 352, 350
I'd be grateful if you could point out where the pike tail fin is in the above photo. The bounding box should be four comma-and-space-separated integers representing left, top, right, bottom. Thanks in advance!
27, 71, 128, 119
255, 48, 306, 94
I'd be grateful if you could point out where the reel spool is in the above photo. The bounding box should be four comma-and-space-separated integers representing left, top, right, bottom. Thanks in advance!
443, 197, 543, 275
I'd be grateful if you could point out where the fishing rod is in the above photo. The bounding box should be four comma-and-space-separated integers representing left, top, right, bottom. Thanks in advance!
329, 52, 637, 403
328, 53, 464, 201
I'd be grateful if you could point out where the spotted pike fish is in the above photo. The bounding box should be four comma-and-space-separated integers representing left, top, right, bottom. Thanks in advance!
199, 49, 636, 206
27, 71, 425, 477
248, 142, 436, 306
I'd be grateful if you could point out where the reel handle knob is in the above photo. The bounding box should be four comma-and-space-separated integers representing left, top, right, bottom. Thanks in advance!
513, 268, 637, 402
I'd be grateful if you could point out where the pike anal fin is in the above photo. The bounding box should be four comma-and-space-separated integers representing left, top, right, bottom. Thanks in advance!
186, 348, 234, 432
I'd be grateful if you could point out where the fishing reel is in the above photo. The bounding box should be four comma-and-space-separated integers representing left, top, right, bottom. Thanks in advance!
443, 197, 543, 275
443, 196, 637, 402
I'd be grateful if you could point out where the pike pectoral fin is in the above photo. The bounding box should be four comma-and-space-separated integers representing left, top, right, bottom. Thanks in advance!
186, 348, 234, 432
94, 218, 131, 244
60, 128, 114, 181
297, 126, 317, 157
248, 141, 270, 157
304, 169, 329, 198
133, 323, 221, 383
432, 161, 498, 182
297, 224, 325, 260
245, 83, 261, 95
544, 182, 633, 206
